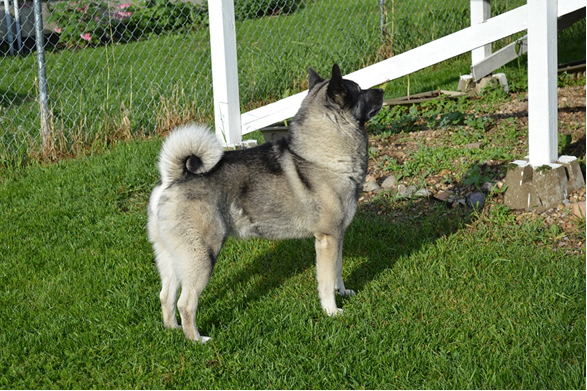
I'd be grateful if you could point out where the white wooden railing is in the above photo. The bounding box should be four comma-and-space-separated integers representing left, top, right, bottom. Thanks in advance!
208, 0, 585, 168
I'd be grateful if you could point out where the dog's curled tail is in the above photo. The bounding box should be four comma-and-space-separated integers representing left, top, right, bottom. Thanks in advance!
158, 124, 224, 185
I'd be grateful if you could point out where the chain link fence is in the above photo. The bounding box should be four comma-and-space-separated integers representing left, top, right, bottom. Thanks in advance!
0, 0, 530, 164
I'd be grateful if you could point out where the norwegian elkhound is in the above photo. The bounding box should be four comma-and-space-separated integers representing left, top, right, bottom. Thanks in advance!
147, 64, 384, 342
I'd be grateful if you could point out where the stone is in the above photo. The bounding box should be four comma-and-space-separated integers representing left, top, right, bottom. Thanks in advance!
434, 190, 452, 202
381, 175, 397, 189
397, 184, 417, 198
481, 181, 497, 193
415, 189, 431, 197
363, 181, 380, 192
464, 142, 483, 149
572, 201, 586, 218
467, 192, 486, 208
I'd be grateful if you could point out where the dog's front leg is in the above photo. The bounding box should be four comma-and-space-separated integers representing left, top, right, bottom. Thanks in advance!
314, 233, 342, 316
334, 235, 355, 297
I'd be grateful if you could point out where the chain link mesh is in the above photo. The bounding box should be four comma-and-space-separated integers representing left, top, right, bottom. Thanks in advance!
0, 0, 528, 162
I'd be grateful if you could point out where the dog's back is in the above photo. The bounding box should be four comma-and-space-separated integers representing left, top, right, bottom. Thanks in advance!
157, 135, 359, 241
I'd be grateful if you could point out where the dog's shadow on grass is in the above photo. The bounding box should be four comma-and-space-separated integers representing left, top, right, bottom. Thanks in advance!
198, 197, 475, 331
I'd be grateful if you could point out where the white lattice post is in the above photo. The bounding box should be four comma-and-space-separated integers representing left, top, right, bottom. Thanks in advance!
208, 0, 242, 146
527, 0, 558, 166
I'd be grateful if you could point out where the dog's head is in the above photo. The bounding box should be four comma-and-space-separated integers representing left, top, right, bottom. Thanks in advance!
307, 64, 384, 126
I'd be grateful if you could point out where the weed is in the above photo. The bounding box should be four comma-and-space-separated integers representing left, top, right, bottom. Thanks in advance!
558, 134, 573, 154
462, 163, 493, 189
485, 203, 516, 225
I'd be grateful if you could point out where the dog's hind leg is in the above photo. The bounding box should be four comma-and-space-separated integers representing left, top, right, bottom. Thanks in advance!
314, 233, 342, 316
154, 243, 180, 329
148, 191, 181, 330
175, 241, 220, 343
334, 235, 355, 297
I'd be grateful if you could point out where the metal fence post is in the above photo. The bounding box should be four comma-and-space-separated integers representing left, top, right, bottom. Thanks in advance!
378, 0, 386, 42
33, 0, 50, 148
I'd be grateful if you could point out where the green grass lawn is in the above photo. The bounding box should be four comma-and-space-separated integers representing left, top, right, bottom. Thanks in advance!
0, 3, 585, 388
1, 87, 585, 388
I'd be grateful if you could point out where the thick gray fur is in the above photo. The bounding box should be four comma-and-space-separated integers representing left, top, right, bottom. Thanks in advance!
148, 64, 384, 342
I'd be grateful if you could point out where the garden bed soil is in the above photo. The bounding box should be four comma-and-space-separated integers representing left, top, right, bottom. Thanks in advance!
360, 84, 586, 254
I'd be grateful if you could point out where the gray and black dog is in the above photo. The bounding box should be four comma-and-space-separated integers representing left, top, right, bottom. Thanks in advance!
148, 64, 384, 342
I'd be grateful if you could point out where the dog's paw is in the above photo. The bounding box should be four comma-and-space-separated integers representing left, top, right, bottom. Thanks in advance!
325, 307, 344, 317
199, 336, 212, 344
336, 288, 355, 297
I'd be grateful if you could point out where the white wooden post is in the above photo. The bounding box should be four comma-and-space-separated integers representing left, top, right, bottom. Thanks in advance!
503, 0, 584, 210
527, 0, 558, 166
208, 0, 242, 146
470, 0, 492, 65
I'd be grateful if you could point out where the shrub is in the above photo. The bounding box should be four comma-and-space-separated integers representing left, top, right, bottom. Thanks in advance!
234, 0, 304, 20
48, 1, 115, 48
48, 0, 208, 49
124, 0, 208, 39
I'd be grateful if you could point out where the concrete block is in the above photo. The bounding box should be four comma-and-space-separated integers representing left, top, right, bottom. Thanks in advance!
457, 75, 473, 92
458, 74, 509, 95
503, 156, 585, 211
557, 155, 586, 191
503, 160, 539, 210
224, 139, 258, 150
533, 164, 568, 208
260, 126, 288, 142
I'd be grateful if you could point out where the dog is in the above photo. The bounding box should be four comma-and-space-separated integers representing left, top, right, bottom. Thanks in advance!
147, 64, 384, 342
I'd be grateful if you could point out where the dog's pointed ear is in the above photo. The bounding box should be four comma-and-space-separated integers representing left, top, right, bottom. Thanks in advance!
308, 67, 324, 91
327, 63, 347, 107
